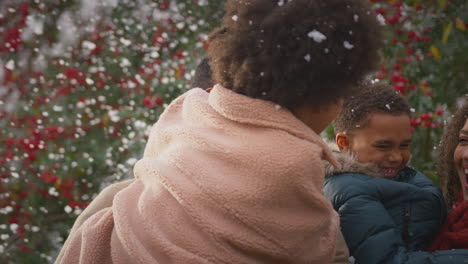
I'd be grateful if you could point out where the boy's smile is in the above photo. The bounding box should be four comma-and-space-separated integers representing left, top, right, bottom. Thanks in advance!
336, 113, 412, 178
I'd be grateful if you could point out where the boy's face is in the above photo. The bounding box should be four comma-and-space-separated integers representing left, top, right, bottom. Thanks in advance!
336, 113, 412, 178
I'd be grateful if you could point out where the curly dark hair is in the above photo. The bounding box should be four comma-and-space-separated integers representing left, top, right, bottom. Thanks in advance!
437, 98, 468, 208
333, 81, 411, 133
207, 0, 383, 109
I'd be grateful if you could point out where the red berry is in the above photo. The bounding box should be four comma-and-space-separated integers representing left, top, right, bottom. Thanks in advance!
143, 96, 153, 107
386, 16, 400, 25
154, 96, 164, 106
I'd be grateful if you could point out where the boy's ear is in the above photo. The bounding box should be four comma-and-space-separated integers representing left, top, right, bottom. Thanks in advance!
335, 133, 350, 151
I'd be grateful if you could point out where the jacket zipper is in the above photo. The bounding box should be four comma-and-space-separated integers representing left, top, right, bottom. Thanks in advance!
402, 207, 411, 247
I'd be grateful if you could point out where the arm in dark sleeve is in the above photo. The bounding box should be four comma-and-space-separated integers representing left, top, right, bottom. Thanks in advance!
405, 170, 447, 249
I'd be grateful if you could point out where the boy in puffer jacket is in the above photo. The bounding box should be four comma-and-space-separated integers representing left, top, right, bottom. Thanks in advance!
323, 82, 468, 264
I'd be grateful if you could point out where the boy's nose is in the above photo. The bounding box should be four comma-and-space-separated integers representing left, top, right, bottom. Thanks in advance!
388, 150, 403, 163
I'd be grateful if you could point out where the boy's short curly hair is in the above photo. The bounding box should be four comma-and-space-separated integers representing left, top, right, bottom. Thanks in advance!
207, 0, 383, 109
333, 82, 411, 133
437, 98, 468, 208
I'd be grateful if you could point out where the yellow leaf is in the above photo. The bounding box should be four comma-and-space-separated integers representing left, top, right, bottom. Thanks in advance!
442, 23, 452, 44
437, 0, 447, 10
11, 73, 18, 81
412, 0, 421, 7
430, 45, 442, 61
102, 113, 109, 126
455, 17, 466, 31
174, 68, 181, 79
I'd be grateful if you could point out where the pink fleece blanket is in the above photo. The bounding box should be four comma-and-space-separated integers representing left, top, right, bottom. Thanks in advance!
56, 85, 340, 264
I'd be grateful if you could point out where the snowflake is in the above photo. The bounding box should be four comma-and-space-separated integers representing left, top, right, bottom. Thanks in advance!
307, 30, 327, 43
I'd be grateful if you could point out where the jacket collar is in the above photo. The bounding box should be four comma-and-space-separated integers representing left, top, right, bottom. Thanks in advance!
323, 141, 383, 178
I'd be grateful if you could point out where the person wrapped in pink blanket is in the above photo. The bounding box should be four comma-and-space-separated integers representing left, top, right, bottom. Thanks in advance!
56, 0, 383, 263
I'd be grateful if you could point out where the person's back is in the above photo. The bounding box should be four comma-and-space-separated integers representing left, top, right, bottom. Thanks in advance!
324, 82, 468, 263
56, 0, 384, 263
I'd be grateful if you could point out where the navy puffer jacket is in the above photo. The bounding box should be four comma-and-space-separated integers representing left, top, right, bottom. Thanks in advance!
323, 150, 468, 264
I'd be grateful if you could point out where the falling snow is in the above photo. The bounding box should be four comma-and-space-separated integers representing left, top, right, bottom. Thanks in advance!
5, 60, 15, 70
377, 14, 386, 26
343, 41, 354, 50
353, 14, 359, 22
307, 30, 327, 43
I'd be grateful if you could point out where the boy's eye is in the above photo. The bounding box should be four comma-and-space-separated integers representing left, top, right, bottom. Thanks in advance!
400, 144, 410, 149
374, 145, 390, 149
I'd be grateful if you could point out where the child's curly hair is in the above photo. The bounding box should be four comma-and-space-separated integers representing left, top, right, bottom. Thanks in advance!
437, 98, 468, 208
333, 81, 411, 133
207, 0, 383, 109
